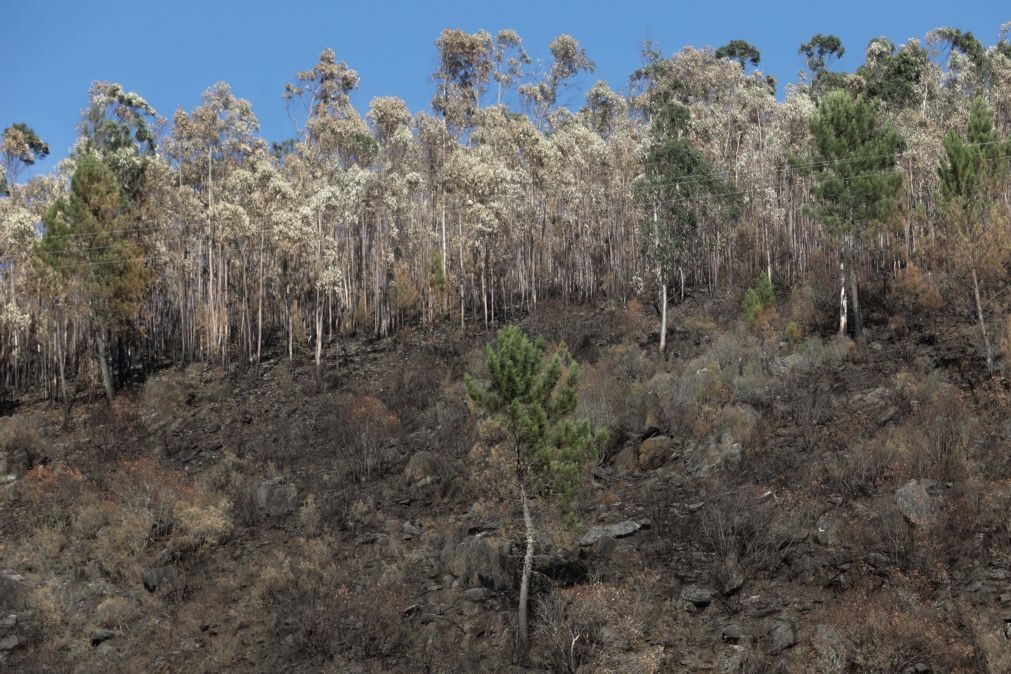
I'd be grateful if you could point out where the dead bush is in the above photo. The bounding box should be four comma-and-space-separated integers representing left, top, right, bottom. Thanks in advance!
323, 394, 402, 483
0, 416, 46, 475
892, 263, 944, 317
820, 438, 896, 498
816, 588, 973, 672
575, 361, 634, 458
697, 486, 805, 581
255, 545, 408, 666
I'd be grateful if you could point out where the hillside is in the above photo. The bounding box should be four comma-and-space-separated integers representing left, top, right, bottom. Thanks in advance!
3, 285, 1011, 673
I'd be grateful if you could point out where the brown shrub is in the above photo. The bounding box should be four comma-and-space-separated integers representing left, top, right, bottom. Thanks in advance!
323, 393, 402, 483
0, 417, 46, 475
892, 263, 944, 316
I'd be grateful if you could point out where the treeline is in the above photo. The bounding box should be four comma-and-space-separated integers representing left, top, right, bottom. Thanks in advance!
2, 26, 1011, 414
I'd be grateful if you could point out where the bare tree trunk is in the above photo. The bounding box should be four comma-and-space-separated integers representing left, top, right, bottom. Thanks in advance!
838, 255, 848, 336
659, 279, 667, 353
971, 267, 994, 376
55, 320, 70, 430
847, 237, 862, 340
95, 328, 114, 405
517, 481, 534, 663
315, 288, 323, 389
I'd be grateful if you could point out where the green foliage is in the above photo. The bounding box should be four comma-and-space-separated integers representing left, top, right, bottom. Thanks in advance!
858, 39, 929, 107
938, 97, 1011, 219
465, 326, 603, 514
741, 273, 775, 323
634, 52, 736, 278
807, 91, 906, 239
428, 249, 446, 289
37, 154, 150, 324
715, 40, 761, 69
800, 33, 846, 95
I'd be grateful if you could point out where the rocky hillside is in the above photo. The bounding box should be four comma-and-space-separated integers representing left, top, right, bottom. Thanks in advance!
2, 290, 1011, 673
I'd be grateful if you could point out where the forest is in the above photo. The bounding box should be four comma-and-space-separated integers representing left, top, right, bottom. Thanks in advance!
2, 25, 1009, 412
4, 21, 1011, 673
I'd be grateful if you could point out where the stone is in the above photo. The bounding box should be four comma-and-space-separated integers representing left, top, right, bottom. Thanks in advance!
0, 635, 19, 651
612, 446, 638, 475
721, 623, 747, 643
442, 536, 511, 590
680, 585, 717, 608
767, 619, 797, 655
895, 479, 940, 526
638, 436, 674, 470
405, 451, 441, 484
814, 512, 841, 547
402, 520, 422, 537
463, 587, 491, 602
90, 629, 114, 646
719, 553, 745, 595
691, 433, 742, 476
0, 615, 14, 631
579, 520, 641, 546
641, 391, 664, 435
0, 452, 7, 475
142, 566, 178, 592
254, 477, 298, 517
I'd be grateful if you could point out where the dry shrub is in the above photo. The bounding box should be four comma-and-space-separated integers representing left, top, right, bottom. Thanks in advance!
534, 583, 648, 673
326, 394, 402, 483
820, 437, 898, 498
19, 463, 87, 528
575, 361, 633, 456
892, 263, 944, 316
0, 416, 46, 475
255, 543, 408, 666
817, 588, 973, 672
900, 384, 973, 482
697, 486, 805, 582
785, 282, 818, 330
999, 315, 1011, 374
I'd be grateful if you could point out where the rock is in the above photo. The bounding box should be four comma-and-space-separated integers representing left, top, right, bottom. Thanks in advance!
719, 553, 745, 595
691, 433, 742, 476
142, 566, 178, 592
0, 452, 7, 475
721, 623, 747, 643
612, 446, 638, 475
254, 477, 298, 517
442, 536, 511, 590
767, 619, 797, 655
814, 512, 841, 547
895, 479, 940, 526
579, 520, 641, 546
680, 585, 717, 608
1, 570, 23, 584
641, 391, 664, 435
0, 615, 14, 631
405, 451, 441, 485
463, 587, 491, 602
0, 635, 19, 651
90, 628, 114, 646
402, 520, 422, 537
638, 436, 674, 470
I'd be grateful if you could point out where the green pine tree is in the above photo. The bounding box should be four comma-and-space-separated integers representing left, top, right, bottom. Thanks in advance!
807, 90, 905, 339
465, 325, 602, 662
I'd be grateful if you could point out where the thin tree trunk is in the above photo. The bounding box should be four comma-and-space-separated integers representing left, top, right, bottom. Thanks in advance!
971, 267, 994, 376
659, 279, 667, 353
838, 254, 848, 336
95, 328, 114, 405
517, 481, 534, 663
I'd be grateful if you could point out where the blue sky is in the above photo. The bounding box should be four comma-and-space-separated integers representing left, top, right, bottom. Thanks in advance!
3, 0, 1008, 178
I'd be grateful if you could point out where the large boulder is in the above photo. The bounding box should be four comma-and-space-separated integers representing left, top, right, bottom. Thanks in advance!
638, 436, 675, 470
640, 390, 665, 435
404, 451, 441, 485
579, 520, 641, 546
254, 477, 298, 517
442, 536, 511, 590
895, 479, 940, 527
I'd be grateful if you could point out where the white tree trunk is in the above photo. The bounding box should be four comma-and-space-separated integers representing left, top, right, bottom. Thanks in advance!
518, 482, 535, 662
659, 279, 668, 353
838, 256, 848, 336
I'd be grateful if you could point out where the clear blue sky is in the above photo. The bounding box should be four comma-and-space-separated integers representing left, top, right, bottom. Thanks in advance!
4, 0, 1008, 178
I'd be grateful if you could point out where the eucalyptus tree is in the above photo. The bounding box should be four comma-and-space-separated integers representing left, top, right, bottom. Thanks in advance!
432, 29, 494, 138
520, 34, 595, 130
491, 29, 530, 106
1, 123, 49, 192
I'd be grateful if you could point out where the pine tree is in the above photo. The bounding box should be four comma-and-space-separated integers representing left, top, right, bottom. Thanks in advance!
465, 325, 602, 662
808, 90, 905, 339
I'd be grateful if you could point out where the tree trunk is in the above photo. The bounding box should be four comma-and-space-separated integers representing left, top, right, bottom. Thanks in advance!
55, 321, 70, 430
659, 279, 667, 353
847, 240, 863, 340
517, 481, 534, 663
971, 267, 994, 376
838, 255, 848, 336
95, 328, 114, 405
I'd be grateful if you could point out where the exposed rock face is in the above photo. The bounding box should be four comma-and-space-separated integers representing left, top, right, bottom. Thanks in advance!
254, 477, 298, 517
442, 536, 511, 590
404, 451, 441, 485
142, 566, 178, 593
579, 520, 641, 546
767, 619, 797, 655
612, 445, 639, 474
680, 585, 717, 608
638, 436, 674, 470
895, 479, 940, 526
